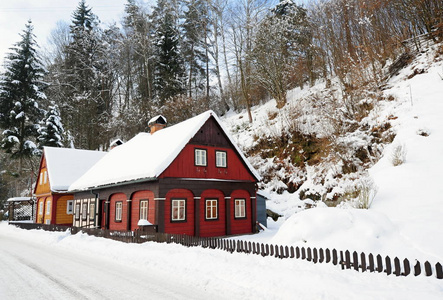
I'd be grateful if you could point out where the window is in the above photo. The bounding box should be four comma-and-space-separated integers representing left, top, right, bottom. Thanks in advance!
216, 151, 227, 168
44, 171, 47, 184
46, 201, 51, 215
234, 199, 246, 218
195, 148, 207, 166
205, 199, 218, 220
75, 203, 80, 220
89, 202, 95, 220
39, 201, 43, 215
66, 200, 74, 214
39, 172, 43, 185
115, 201, 122, 222
140, 200, 149, 220
171, 199, 186, 221
82, 202, 88, 220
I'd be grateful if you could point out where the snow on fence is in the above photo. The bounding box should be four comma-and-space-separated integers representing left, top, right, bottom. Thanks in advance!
10, 222, 443, 280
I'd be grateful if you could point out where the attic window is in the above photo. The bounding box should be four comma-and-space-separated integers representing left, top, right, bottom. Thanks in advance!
216, 151, 227, 168
195, 148, 207, 166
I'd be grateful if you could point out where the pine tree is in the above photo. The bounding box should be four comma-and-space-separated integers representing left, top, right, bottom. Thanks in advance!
151, 0, 185, 105
48, 0, 111, 150
37, 104, 65, 148
0, 20, 45, 170
182, 0, 209, 99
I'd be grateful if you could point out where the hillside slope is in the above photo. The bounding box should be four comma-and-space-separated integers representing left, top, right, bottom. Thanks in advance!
222, 43, 443, 263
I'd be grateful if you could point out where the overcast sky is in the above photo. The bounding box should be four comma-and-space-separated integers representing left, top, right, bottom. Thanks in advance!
0, 0, 139, 67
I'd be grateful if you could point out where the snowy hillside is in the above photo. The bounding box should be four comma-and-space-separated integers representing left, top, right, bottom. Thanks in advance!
221, 43, 443, 264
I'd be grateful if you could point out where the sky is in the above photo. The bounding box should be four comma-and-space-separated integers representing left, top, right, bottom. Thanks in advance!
0, 0, 142, 67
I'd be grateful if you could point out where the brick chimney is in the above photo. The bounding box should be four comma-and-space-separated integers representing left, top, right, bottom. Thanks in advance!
148, 115, 167, 134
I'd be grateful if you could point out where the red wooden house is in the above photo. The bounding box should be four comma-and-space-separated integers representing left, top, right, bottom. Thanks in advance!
69, 110, 261, 237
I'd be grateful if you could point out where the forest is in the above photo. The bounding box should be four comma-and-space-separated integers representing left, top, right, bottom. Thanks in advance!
0, 0, 442, 205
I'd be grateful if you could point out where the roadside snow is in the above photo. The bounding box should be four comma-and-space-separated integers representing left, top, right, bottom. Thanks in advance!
1, 222, 442, 299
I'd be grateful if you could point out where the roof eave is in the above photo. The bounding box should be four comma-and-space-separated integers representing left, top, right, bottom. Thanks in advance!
69, 177, 158, 193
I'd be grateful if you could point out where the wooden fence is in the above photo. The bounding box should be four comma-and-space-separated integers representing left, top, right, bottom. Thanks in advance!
10, 222, 443, 280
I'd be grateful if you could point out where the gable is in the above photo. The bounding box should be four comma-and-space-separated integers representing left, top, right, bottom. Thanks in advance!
161, 116, 257, 181
35, 154, 51, 196
190, 117, 231, 147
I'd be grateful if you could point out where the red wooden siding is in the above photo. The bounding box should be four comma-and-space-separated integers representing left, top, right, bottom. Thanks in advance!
109, 193, 127, 231
199, 189, 225, 237
164, 189, 195, 235
131, 190, 155, 231
161, 144, 255, 181
230, 190, 252, 235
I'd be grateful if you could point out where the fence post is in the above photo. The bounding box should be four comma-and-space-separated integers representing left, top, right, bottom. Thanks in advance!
318, 248, 324, 263
424, 261, 432, 277
326, 248, 331, 263
270, 244, 274, 257
307, 247, 312, 262
290, 246, 295, 258
332, 249, 338, 265
360, 252, 366, 272
385, 256, 392, 275
376, 255, 383, 273
284, 246, 289, 259
368, 253, 374, 272
414, 261, 421, 276
403, 259, 411, 276
344, 251, 351, 269
296, 247, 300, 259
436, 262, 443, 279
353, 251, 359, 271
394, 257, 401, 276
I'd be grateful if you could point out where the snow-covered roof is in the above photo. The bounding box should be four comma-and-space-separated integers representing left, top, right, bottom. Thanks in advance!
43, 147, 107, 192
7, 197, 32, 202
69, 110, 261, 191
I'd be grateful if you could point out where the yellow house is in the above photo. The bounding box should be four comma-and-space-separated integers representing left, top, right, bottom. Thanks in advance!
34, 147, 106, 225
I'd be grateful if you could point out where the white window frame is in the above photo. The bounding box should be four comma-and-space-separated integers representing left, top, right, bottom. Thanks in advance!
82, 202, 88, 220
140, 200, 149, 220
39, 172, 43, 185
66, 200, 74, 215
75, 203, 80, 220
205, 199, 218, 220
115, 201, 123, 222
43, 171, 47, 184
195, 148, 207, 166
46, 201, 51, 215
216, 150, 227, 168
171, 199, 186, 221
234, 199, 246, 218
89, 202, 95, 220
39, 201, 43, 215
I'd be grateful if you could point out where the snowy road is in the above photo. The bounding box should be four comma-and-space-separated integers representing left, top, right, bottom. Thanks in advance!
0, 232, 211, 300
1, 224, 442, 300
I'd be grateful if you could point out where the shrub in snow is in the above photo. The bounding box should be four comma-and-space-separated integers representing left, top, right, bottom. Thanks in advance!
354, 177, 378, 209
390, 144, 407, 166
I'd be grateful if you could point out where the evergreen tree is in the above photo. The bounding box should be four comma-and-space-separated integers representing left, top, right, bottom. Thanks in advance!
47, 0, 111, 150
0, 20, 45, 170
182, 0, 209, 99
151, 0, 185, 105
37, 104, 65, 148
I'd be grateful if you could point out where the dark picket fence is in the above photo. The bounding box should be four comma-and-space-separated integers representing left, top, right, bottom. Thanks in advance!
10, 222, 443, 280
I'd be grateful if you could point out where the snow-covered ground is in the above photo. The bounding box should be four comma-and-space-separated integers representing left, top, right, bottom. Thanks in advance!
0, 222, 442, 299
1, 43, 442, 299
223, 44, 443, 275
